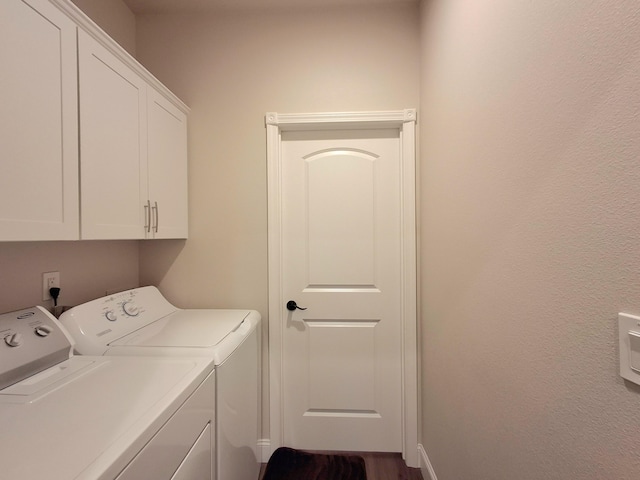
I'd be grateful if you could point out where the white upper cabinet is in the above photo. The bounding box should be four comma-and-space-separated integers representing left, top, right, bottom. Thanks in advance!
77, 31, 189, 240
0, 0, 79, 240
1, 0, 189, 242
147, 90, 189, 239
78, 30, 149, 240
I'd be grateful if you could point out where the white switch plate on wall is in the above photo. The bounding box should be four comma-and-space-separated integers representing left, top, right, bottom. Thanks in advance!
618, 312, 640, 385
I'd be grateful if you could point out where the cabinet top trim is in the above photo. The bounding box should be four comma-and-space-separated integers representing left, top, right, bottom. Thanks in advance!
50, 0, 190, 115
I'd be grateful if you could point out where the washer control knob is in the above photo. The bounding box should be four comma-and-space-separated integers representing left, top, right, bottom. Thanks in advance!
34, 325, 52, 337
105, 310, 117, 322
122, 301, 139, 317
5, 333, 23, 347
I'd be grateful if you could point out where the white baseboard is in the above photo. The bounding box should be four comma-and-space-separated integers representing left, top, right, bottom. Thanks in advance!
257, 438, 271, 463
418, 444, 438, 480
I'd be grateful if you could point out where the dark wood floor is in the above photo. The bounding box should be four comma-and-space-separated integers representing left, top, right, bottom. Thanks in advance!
259, 451, 423, 480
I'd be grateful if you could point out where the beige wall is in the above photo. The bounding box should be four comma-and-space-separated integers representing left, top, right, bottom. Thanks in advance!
134, 4, 420, 438
0, 0, 139, 315
71, 0, 136, 55
419, 0, 640, 478
0, 241, 139, 313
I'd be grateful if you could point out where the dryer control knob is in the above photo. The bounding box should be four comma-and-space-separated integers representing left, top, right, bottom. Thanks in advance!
5, 333, 23, 347
122, 301, 139, 317
34, 325, 52, 337
105, 310, 117, 322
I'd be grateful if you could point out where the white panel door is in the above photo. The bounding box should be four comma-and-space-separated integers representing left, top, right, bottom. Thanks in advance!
147, 89, 188, 239
78, 30, 148, 239
0, 0, 79, 240
280, 129, 403, 452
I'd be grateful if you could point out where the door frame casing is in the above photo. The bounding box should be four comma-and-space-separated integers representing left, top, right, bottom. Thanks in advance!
266, 109, 418, 467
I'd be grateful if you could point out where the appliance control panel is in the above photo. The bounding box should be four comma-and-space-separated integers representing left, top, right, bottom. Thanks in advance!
59, 287, 177, 354
0, 307, 72, 390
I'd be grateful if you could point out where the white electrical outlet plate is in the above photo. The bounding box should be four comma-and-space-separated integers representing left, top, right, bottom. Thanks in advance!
42, 272, 60, 301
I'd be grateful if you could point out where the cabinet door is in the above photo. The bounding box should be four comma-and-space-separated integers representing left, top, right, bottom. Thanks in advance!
0, 0, 79, 240
147, 89, 188, 239
78, 30, 148, 239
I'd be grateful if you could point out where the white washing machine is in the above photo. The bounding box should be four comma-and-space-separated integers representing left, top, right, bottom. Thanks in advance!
0, 305, 215, 480
59, 286, 261, 480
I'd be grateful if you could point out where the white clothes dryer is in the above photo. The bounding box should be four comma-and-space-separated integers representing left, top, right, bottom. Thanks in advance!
0, 306, 215, 480
60, 286, 261, 480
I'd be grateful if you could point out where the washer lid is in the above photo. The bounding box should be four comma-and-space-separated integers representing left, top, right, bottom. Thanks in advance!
110, 309, 250, 348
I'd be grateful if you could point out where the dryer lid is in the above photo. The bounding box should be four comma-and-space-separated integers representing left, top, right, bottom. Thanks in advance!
0, 355, 213, 479
109, 309, 249, 348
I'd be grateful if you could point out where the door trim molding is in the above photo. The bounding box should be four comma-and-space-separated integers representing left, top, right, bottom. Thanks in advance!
266, 109, 418, 467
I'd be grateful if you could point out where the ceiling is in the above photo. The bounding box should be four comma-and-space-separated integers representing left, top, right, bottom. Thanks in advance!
122, 0, 417, 14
